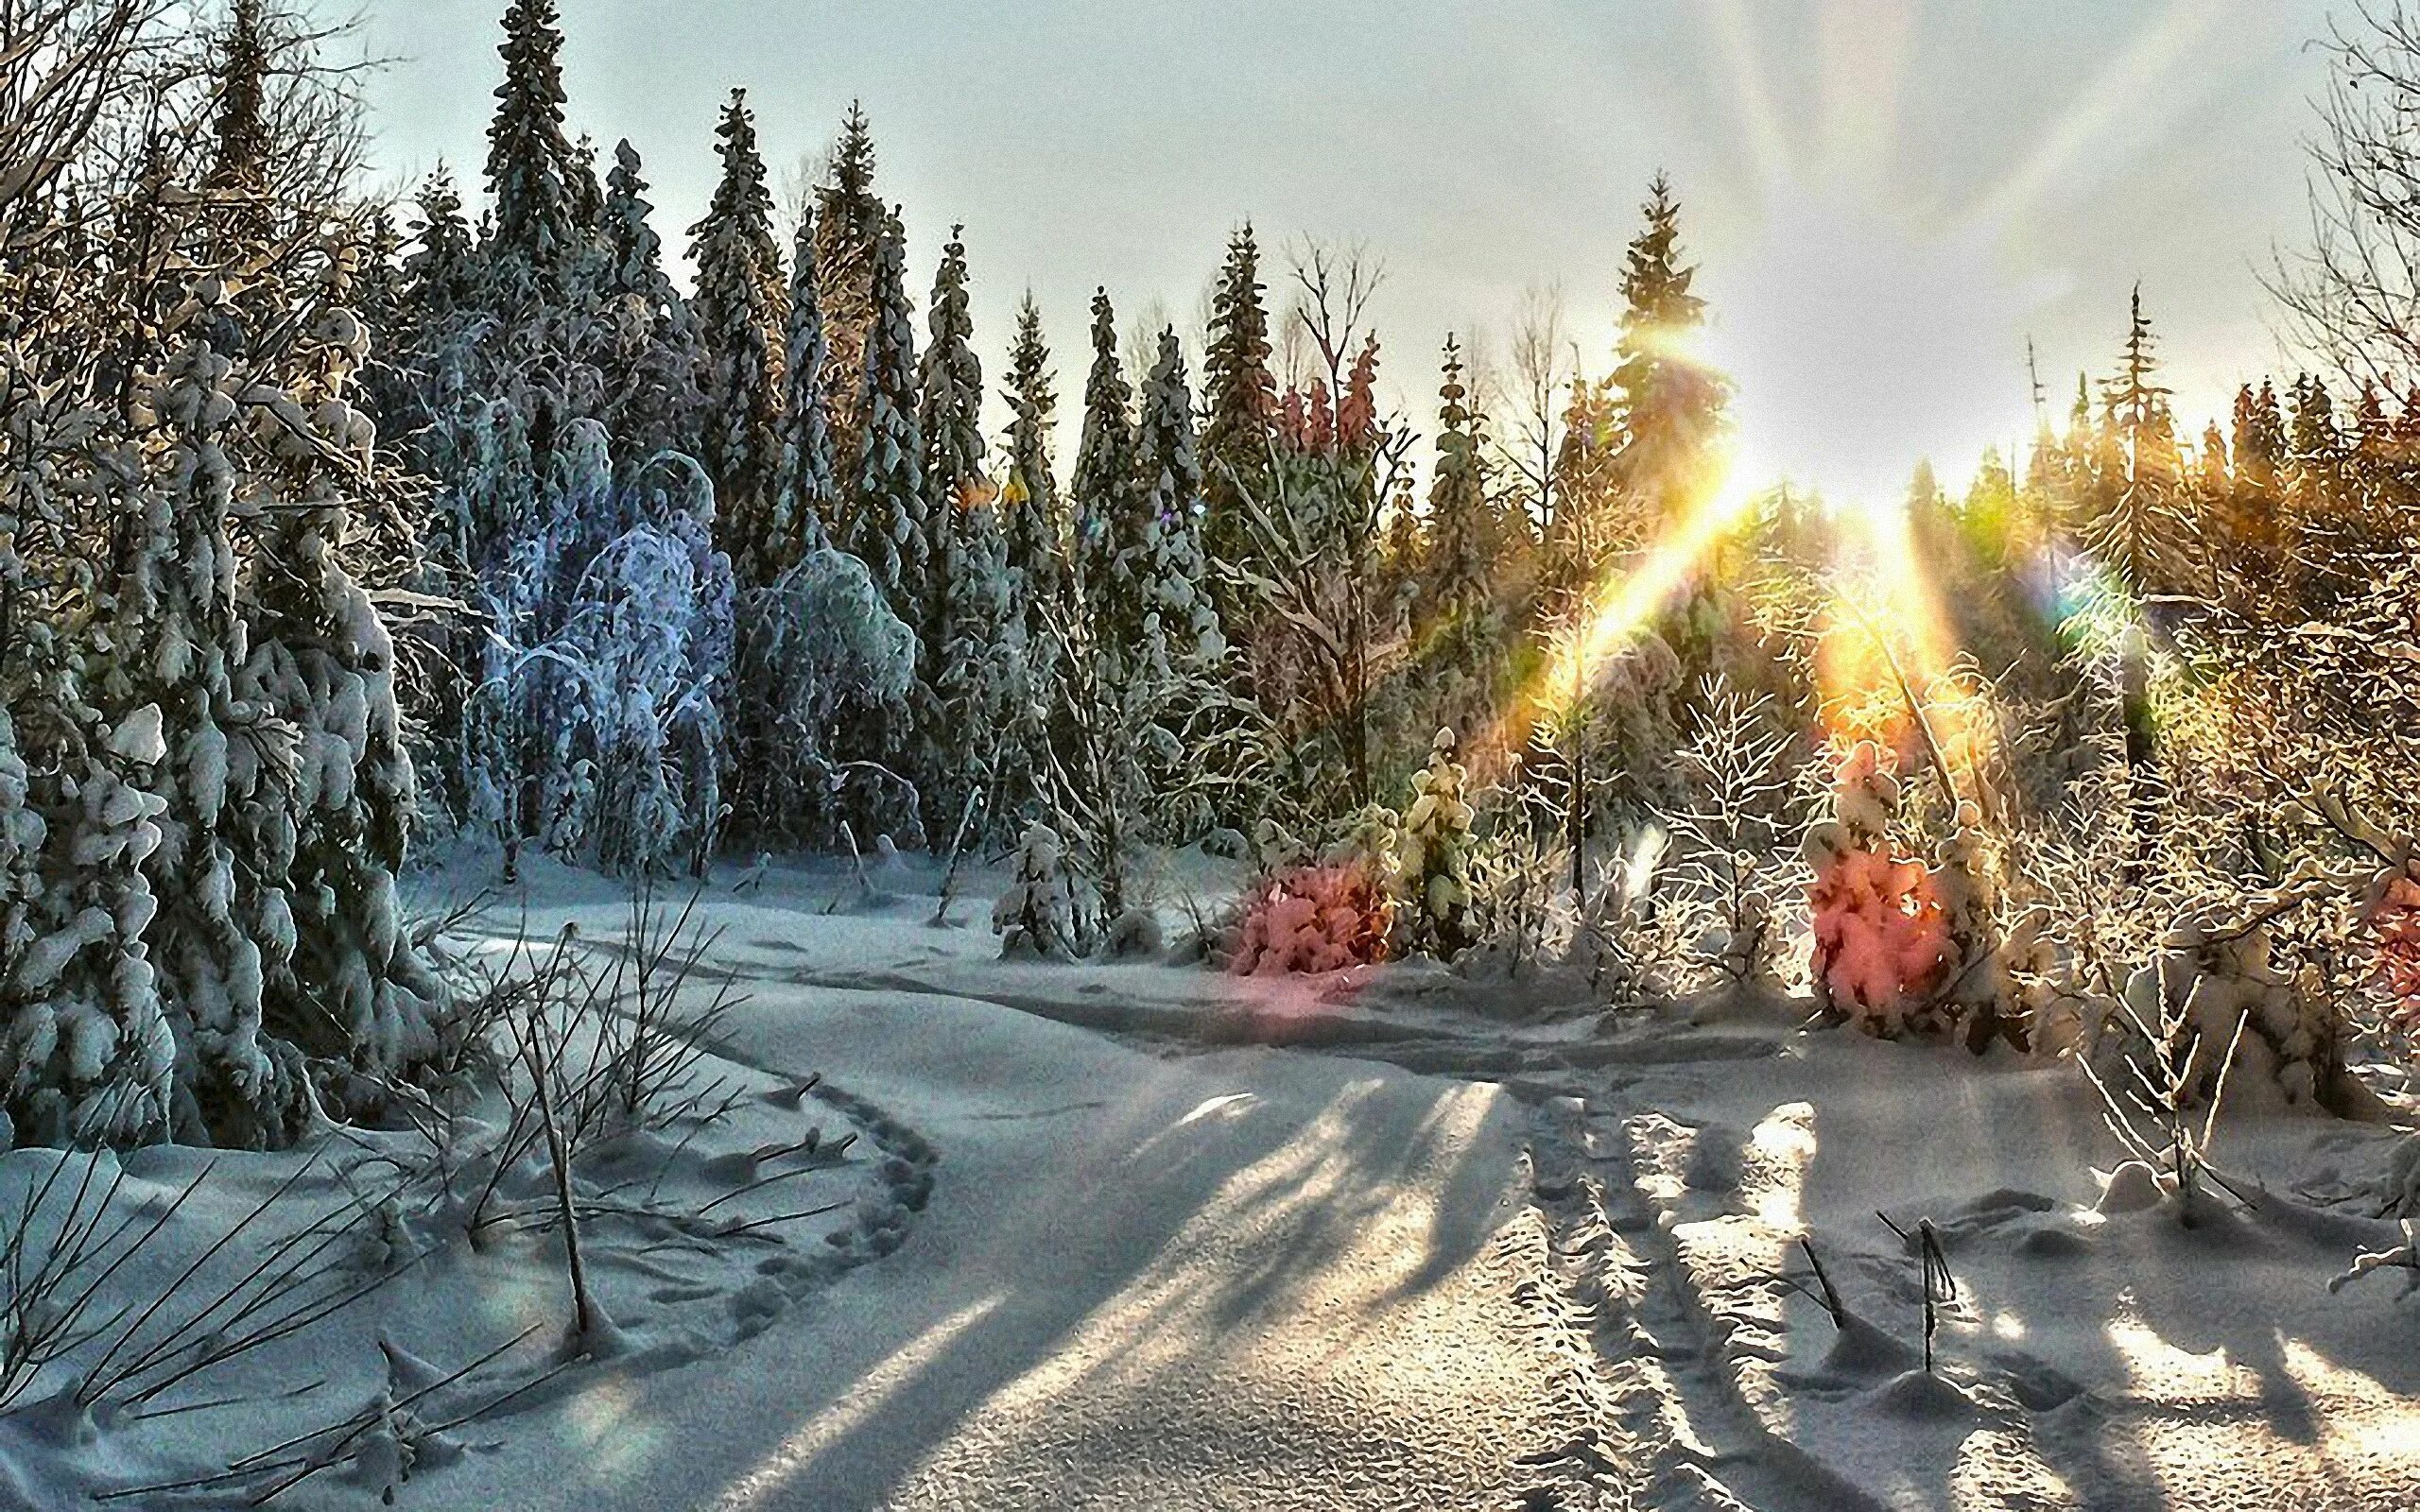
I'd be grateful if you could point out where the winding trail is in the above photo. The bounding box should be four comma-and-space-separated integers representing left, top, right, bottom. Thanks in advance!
438, 898, 1806, 1510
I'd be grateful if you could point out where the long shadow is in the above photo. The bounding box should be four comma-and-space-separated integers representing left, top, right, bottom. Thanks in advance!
1772, 1040, 2420, 1510
463, 965, 1541, 1512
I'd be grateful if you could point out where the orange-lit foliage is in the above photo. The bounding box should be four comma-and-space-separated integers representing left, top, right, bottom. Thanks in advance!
2372, 870, 2420, 1036
1807, 847, 1947, 1017
1227, 863, 1393, 975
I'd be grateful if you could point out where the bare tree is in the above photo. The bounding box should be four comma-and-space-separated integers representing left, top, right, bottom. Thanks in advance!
1284, 234, 1385, 398
1495, 282, 1574, 536
0, 0, 164, 252
2271, 2, 2420, 387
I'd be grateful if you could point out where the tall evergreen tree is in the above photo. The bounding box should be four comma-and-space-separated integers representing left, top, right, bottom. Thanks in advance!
596, 139, 700, 462
210, 0, 269, 196
1426, 335, 1495, 626
845, 210, 929, 694
1000, 297, 1064, 644
771, 206, 840, 561
1131, 328, 1222, 680
483, 0, 583, 301
1200, 223, 1277, 617
918, 225, 985, 655
1611, 174, 1727, 535
993, 297, 1061, 829
2087, 284, 2181, 591
814, 102, 886, 466
690, 89, 787, 586
1070, 287, 1138, 667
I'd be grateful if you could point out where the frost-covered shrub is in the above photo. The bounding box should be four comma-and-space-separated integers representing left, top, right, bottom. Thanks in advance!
479, 431, 737, 875
731, 545, 919, 847
1804, 743, 1949, 1036
1924, 805, 2052, 1052
1219, 807, 1398, 975
993, 821, 1076, 959
2083, 875, 2366, 1117
1396, 728, 1476, 959
1662, 686, 1806, 995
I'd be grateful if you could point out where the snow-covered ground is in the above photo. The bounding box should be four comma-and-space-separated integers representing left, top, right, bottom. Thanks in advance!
6, 848, 2418, 1510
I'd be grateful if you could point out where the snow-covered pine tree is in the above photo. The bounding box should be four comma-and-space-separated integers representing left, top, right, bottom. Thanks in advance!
813, 103, 886, 465
2085, 284, 2184, 594
1426, 335, 1495, 628
246, 284, 453, 1112
596, 139, 702, 465
1612, 174, 1726, 537
1130, 327, 1224, 685
1, 697, 177, 1149
841, 209, 929, 824
1070, 288, 1138, 674
1201, 223, 1278, 626
993, 297, 1063, 830
917, 226, 1002, 837
772, 206, 840, 559
483, 0, 585, 306
1000, 297, 1065, 643
690, 90, 788, 588
914, 232, 980, 687
936, 486, 1016, 845
116, 337, 316, 1148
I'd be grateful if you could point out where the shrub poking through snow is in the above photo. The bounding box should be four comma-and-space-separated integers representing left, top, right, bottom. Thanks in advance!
1921, 804, 2052, 1053
2083, 868, 2362, 1121
1804, 743, 1947, 1035
2352, 831, 2420, 1039
1220, 807, 1399, 975
1398, 728, 1476, 960
994, 822, 1077, 960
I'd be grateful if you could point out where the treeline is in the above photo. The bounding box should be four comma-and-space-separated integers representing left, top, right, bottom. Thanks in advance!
364, 1, 1742, 895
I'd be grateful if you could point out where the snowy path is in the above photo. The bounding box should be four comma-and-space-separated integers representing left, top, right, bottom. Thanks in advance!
432, 901, 1720, 1511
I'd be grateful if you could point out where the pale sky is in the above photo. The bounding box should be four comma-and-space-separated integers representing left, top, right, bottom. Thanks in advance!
344, 0, 2343, 505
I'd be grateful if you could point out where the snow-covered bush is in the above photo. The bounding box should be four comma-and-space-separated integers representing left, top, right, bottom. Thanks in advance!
1662, 686, 1806, 996
1397, 727, 1476, 960
478, 434, 737, 876
1925, 804, 2054, 1052
994, 821, 1077, 960
1218, 807, 1398, 975
1803, 742, 1949, 1037
2080, 869, 2366, 1118
732, 545, 919, 848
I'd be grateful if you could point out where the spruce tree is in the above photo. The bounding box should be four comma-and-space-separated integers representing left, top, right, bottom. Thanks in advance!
690, 90, 788, 586
814, 102, 886, 466
596, 139, 700, 463
1427, 335, 1494, 626
1131, 328, 1223, 680
1070, 288, 1138, 668
918, 225, 985, 662
2088, 284, 2180, 592
1201, 223, 1277, 618
772, 206, 840, 561
210, 0, 270, 204
845, 210, 930, 720
1000, 296, 1065, 644
483, 0, 583, 302
994, 299, 1062, 829
1611, 174, 1726, 534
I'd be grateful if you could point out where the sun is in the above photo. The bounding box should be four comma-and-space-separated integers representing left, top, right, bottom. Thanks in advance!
1703, 182, 2049, 518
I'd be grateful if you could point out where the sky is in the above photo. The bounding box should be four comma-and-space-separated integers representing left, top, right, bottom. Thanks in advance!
340, 0, 2345, 507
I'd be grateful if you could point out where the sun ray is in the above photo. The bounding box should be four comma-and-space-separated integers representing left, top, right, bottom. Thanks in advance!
1478, 448, 1763, 769
1957, 0, 2215, 232
1705, 0, 1792, 192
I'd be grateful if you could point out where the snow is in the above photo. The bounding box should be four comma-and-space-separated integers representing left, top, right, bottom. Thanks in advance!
3, 850, 2417, 1509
